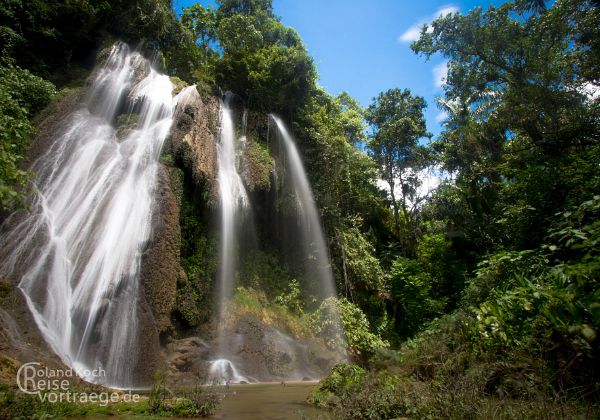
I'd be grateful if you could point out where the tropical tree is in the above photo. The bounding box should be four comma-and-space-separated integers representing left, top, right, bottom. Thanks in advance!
366, 88, 432, 257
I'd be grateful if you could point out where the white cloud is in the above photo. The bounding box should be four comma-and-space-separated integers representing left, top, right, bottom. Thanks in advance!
435, 111, 449, 123
433, 61, 448, 89
398, 25, 422, 43
375, 166, 448, 209
398, 5, 458, 43
579, 81, 600, 101
436, 5, 459, 18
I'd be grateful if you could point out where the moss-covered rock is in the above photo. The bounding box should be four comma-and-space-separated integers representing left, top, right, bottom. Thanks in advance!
170, 76, 188, 95
115, 112, 140, 141
241, 138, 272, 192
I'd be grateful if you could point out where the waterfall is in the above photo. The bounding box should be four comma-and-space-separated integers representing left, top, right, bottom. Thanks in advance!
216, 96, 249, 322
270, 116, 336, 299
208, 358, 250, 384
270, 116, 346, 352
210, 95, 249, 382
0, 42, 176, 388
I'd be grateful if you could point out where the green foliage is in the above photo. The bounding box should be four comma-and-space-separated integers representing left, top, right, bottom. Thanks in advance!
462, 250, 547, 308
311, 297, 388, 360
0, 90, 30, 210
241, 138, 272, 191
338, 221, 385, 296
211, 1, 316, 113
336, 220, 389, 333
389, 257, 445, 338
334, 92, 367, 145
170, 76, 188, 95
239, 250, 292, 299
333, 371, 407, 420
177, 185, 218, 327
0, 64, 55, 210
366, 88, 432, 256
181, 3, 218, 51
307, 363, 365, 407
1, 0, 185, 81
274, 278, 303, 315
0, 65, 57, 115
217, 0, 275, 18
148, 371, 220, 417
217, 42, 316, 114
415, 0, 600, 251
177, 3, 219, 87
294, 90, 385, 223
309, 364, 418, 419
417, 231, 467, 309
230, 286, 312, 339
447, 196, 598, 398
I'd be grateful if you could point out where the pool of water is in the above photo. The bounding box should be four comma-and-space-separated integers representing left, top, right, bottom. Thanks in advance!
213, 381, 328, 419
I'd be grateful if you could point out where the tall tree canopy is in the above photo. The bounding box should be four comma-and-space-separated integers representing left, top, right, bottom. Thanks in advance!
366, 88, 431, 257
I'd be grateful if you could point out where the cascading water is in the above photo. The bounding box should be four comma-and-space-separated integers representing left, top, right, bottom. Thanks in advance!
270, 115, 346, 352
270, 116, 336, 299
0, 42, 177, 388
208, 359, 250, 384
210, 95, 250, 383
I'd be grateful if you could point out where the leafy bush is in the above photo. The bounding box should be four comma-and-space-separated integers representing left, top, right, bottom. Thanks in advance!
239, 250, 293, 299
149, 371, 220, 417
309, 364, 419, 419
230, 287, 312, 339
389, 256, 446, 338
311, 297, 388, 360
0, 64, 55, 209
0, 65, 57, 115
307, 363, 365, 407
462, 249, 548, 308
274, 278, 303, 315
469, 196, 600, 395
334, 371, 409, 420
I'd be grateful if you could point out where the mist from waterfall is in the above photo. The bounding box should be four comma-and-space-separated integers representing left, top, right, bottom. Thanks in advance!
0, 42, 177, 388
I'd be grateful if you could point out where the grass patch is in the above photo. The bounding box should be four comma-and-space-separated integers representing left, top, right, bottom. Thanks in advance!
227, 286, 312, 340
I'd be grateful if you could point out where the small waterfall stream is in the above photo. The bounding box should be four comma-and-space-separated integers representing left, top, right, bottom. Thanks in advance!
210, 95, 249, 383
270, 116, 346, 351
270, 116, 337, 300
0, 43, 176, 388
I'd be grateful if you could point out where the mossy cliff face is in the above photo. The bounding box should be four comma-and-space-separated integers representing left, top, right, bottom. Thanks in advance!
140, 165, 184, 335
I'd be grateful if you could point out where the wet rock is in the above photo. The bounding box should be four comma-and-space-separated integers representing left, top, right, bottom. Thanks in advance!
169, 87, 220, 205
215, 315, 341, 382
164, 336, 210, 387
167, 336, 210, 371
140, 164, 182, 334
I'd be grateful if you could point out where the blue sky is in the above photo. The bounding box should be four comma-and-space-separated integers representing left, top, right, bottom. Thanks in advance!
173, 0, 506, 138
